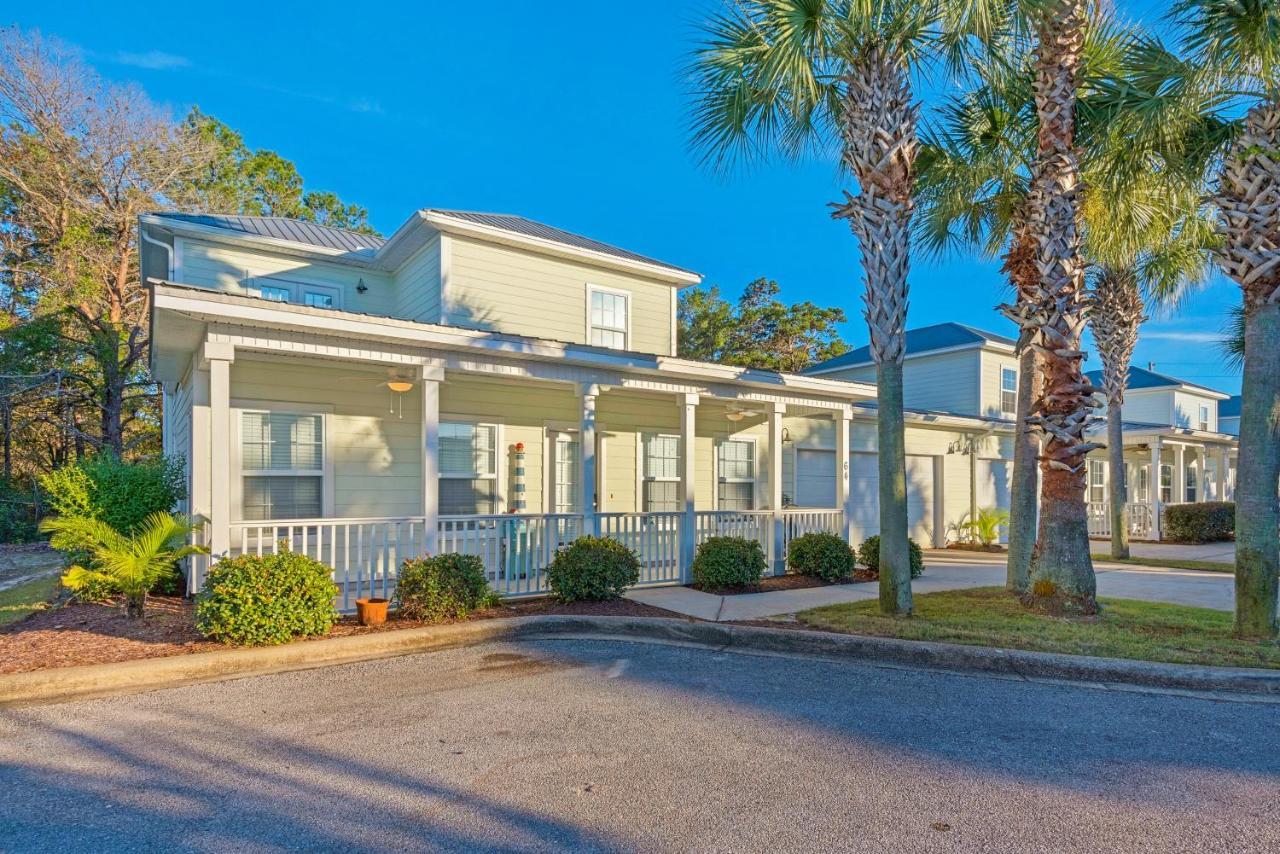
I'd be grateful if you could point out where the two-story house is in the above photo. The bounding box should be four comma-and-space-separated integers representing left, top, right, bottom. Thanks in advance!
145, 211, 1013, 601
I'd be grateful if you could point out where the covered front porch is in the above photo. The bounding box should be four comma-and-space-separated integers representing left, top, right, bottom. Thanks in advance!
1084, 428, 1237, 542
156, 290, 877, 605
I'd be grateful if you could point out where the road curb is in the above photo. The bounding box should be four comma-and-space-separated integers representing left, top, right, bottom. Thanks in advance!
2, 615, 1277, 707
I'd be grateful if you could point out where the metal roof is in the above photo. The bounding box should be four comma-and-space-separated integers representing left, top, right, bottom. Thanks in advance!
805, 322, 1017, 373
1083, 366, 1225, 398
426, 210, 698, 275
148, 213, 385, 253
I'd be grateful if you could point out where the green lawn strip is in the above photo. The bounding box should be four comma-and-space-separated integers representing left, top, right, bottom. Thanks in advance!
1091, 554, 1234, 573
798, 587, 1280, 670
0, 573, 64, 627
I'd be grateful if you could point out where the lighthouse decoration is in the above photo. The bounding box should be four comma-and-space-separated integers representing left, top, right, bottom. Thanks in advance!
512, 442, 526, 512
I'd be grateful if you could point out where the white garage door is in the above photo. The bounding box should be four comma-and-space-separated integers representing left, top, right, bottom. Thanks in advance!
976, 458, 1014, 543
906, 455, 936, 546
849, 452, 879, 541
794, 449, 836, 507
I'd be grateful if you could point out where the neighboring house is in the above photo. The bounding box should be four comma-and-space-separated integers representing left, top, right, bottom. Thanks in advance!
1082, 366, 1237, 541
144, 211, 1013, 601
1218, 395, 1241, 436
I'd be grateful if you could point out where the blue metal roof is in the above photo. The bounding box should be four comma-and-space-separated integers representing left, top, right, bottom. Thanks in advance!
1083, 365, 1225, 397
804, 322, 1016, 373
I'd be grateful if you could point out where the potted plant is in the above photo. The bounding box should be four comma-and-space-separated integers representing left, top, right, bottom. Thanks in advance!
355, 597, 390, 626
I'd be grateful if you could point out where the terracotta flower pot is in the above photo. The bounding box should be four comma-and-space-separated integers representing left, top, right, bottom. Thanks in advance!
356, 597, 390, 627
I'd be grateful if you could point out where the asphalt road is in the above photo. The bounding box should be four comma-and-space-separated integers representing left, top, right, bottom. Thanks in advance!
2, 639, 1278, 853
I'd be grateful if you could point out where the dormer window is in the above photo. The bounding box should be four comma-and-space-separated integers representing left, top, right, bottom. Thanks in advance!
588, 285, 629, 350
1000, 366, 1018, 416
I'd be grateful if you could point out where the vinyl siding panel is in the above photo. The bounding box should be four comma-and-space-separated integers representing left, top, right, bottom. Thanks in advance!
1120, 390, 1174, 426
178, 239, 396, 316
164, 380, 193, 515
979, 350, 1021, 419
392, 235, 442, 323
1173, 391, 1218, 431
447, 235, 676, 355
813, 351, 981, 415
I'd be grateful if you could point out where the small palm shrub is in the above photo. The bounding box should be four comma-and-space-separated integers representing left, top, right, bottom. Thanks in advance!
394, 553, 497, 622
195, 549, 338, 645
787, 532, 855, 581
1163, 501, 1234, 543
691, 536, 767, 591
545, 536, 640, 602
957, 507, 1010, 547
857, 535, 925, 579
40, 512, 205, 618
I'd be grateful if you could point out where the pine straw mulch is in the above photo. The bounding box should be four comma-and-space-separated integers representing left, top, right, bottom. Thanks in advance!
0, 594, 684, 675
692, 571, 875, 596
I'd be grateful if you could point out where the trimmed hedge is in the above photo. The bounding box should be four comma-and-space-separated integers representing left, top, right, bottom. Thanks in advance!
787, 532, 855, 582
857, 535, 925, 579
394, 553, 497, 622
692, 536, 767, 591
195, 550, 338, 645
545, 536, 640, 602
1163, 501, 1235, 543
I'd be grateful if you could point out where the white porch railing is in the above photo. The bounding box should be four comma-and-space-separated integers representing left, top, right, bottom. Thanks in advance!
438, 513, 581, 597
597, 512, 683, 585
1087, 502, 1155, 541
780, 509, 844, 558
695, 510, 772, 554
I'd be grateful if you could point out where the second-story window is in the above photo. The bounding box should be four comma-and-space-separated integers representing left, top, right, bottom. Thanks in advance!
260, 285, 290, 302
588, 286, 629, 350
1000, 367, 1018, 416
1199, 404, 1210, 431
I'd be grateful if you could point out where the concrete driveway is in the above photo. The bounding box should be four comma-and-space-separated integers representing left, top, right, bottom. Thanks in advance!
1, 638, 1275, 852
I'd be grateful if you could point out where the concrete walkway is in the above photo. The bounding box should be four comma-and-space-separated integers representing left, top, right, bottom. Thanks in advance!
1110, 540, 1236, 564
627, 551, 1238, 621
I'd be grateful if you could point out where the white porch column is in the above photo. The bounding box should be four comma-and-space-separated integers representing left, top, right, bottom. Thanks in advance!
835, 407, 853, 544
768, 402, 786, 574
1150, 440, 1163, 541
1215, 445, 1229, 501
420, 364, 443, 555
1174, 444, 1187, 504
579, 384, 599, 536
679, 393, 699, 578
202, 341, 234, 560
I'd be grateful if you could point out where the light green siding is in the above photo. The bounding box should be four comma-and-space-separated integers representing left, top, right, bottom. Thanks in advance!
393, 235, 442, 323
817, 350, 982, 416
447, 235, 676, 354
979, 350, 1021, 419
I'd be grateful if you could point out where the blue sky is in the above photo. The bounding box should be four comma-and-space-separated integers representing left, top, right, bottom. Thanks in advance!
18, 0, 1240, 393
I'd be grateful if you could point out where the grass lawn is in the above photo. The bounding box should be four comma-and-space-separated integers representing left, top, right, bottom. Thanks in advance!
0, 574, 63, 627
1092, 554, 1233, 573
798, 587, 1280, 670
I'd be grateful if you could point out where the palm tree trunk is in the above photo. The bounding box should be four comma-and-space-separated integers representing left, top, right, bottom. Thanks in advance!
877, 361, 912, 613
124, 591, 146, 619
1234, 301, 1280, 636
1007, 346, 1040, 591
1107, 406, 1129, 558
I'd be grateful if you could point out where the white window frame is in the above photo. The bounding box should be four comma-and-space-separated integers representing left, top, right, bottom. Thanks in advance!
1198, 403, 1210, 432
438, 417, 503, 515
1159, 463, 1173, 504
546, 427, 581, 515
1000, 366, 1018, 417
715, 437, 758, 510
253, 276, 343, 310
231, 401, 334, 522
1131, 464, 1150, 503
1185, 464, 1198, 503
639, 432, 681, 513
586, 284, 631, 350
1087, 459, 1106, 504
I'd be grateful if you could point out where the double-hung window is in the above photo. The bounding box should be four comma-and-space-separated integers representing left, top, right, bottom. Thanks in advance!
1159, 463, 1173, 504
552, 433, 580, 514
642, 434, 681, 512
1132, 465, 1150, 503
1087, 459, 1105, 504
588, 286, 629, 350
717, 439, 755, 510
439, 422, 498, 515
240, 411, 324, 520
1198, 404, 1210, 432
1000, 367, 1018, 417
1185, 465, 1198, 502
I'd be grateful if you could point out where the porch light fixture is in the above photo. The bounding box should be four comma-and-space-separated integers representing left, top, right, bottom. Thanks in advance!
356, 278, 368, 294
386, 380, 413, 419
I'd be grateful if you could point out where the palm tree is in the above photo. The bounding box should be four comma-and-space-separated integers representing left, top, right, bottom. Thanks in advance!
41, 511, 205, 618
689, 0, 1003, 615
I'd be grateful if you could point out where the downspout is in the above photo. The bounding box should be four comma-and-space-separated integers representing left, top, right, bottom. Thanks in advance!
140, 226, 174, 280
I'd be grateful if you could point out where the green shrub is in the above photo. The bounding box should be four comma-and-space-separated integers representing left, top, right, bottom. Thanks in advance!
545, 536, 640, 602
1163, 501, 1234, 543
857, 535, 925, 579
691, 536, 767, 591
394, 553, 497, 622
787, 532, 855, 581
41, 453, 185, 537
195, 549, 338, 645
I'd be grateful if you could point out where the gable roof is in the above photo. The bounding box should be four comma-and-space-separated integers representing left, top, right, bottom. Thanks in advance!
1219, 395, 1242, 418
146, 208, 698, 279
804, 322, 1016, 374
147, 213, 385, 253
1083, 366, 1228, 398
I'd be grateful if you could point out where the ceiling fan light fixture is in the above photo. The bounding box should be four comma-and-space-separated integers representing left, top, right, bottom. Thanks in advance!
725, 410, 745, 422
386, 380, 413, 393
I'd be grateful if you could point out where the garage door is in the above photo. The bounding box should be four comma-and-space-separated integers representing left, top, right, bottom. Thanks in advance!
906, 455, 936, 546
794, 449, 835, 507
849, 452, 879, 541
976, 458, 1014, 543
